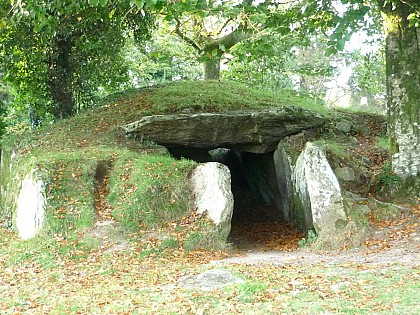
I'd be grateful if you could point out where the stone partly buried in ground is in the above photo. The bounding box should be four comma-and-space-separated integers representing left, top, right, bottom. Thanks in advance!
178, 268, 244, 291
189, 162, 234, 240
122, 107, 325, 153
292, 142, 348, 244
334, 167, 356, 182
15, 169, 46, 240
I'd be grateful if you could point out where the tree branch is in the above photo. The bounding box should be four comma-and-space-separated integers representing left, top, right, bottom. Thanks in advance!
204, 24, 251, 54
214, 18, 234, 37
174, 18, 202, 52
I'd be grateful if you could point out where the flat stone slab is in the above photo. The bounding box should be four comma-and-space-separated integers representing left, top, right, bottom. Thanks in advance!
177, 268, 244, 291
122, 107, 325, 153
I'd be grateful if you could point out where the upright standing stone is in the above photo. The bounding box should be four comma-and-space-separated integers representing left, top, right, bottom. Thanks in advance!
292, 143, 348, 239
273, 143, 294, 221
189, 162, 234, 240
16, 169, 46, 240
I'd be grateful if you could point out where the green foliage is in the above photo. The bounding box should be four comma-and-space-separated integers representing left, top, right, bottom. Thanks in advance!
377, 162, 401, 192
226, 34, 340, 100
157, 0, 309, 80
0, 78, 12, 136
123, 26, 202, 85
348, 49, 386, 113
298, 1, 373, 55
1, 0, 155, 119
298, 229, 318, 248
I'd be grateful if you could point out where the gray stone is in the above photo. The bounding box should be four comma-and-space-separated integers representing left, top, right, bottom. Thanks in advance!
15, 169, 46, 240
122, 107, 325, 154
292, 143, 348, 237
369, 198, 407, 221
334, 167, 356, 182
335, 121, 352, 133
189, 162, 234, 240
273, 143, 294, 221
178, 268, 244, 291
362, 156, 374, 167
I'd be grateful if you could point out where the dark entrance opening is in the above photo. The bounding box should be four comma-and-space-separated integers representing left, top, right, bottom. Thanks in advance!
169, 147, 303, 251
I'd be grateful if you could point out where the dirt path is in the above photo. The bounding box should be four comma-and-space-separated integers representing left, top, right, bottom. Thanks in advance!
215, 203, 420, 267
86, 159, 130, 253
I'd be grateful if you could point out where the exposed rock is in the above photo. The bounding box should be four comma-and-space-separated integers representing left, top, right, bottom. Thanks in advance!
209, 148, 230, 163
178, 268, 244, 291
85, 220, 130, 253
335, 121, 353, 134
362, 156, 374, 167
369, 198, 407, 221
15, 169, 46, 240
189, 162, 234, 240
292, 143, 348, 239
122, 107, 325, 154
273, 143, 294, 221
334, 167, 356, 182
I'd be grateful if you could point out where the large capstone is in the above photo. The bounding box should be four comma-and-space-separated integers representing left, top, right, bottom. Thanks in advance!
122, 107, 325, 154
292, 143, 348, 238
189, 162, 234, 240
15, 169, 46, 240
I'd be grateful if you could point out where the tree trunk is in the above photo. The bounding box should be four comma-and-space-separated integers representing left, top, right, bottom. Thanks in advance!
48, 35, 75, 119
380, 1, 420, 178
203, 57, 221, 80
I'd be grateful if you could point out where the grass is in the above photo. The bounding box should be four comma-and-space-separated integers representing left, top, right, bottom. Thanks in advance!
146, 80, 328, 115
0, 80, 331, 245
313, 138, 352, 158
1, 80, 411, 313
108, 153, 196, 232
0, 228, 418, 315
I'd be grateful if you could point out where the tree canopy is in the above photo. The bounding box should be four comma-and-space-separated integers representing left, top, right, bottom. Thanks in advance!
1, 0, 419, 179
1, 0, 155, 119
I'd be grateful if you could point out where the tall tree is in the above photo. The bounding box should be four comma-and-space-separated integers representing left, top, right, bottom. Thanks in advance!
1, 1, 155, 119
162, 0, 259, 80
378, 0, 420, 178
224, 32, 339, 101
159, 0, 302, 80
298, 0, 419, 179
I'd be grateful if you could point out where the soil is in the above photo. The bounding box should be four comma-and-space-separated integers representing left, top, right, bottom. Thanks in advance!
216, 202, 419, 267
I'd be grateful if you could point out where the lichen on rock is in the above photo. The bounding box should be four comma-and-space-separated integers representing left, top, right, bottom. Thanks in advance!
292, 142, 348, 245
189, 162, 234, 242
15, 169, 46, 240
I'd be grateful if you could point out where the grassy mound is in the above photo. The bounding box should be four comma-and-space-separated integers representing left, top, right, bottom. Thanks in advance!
0, 80, 324, 254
